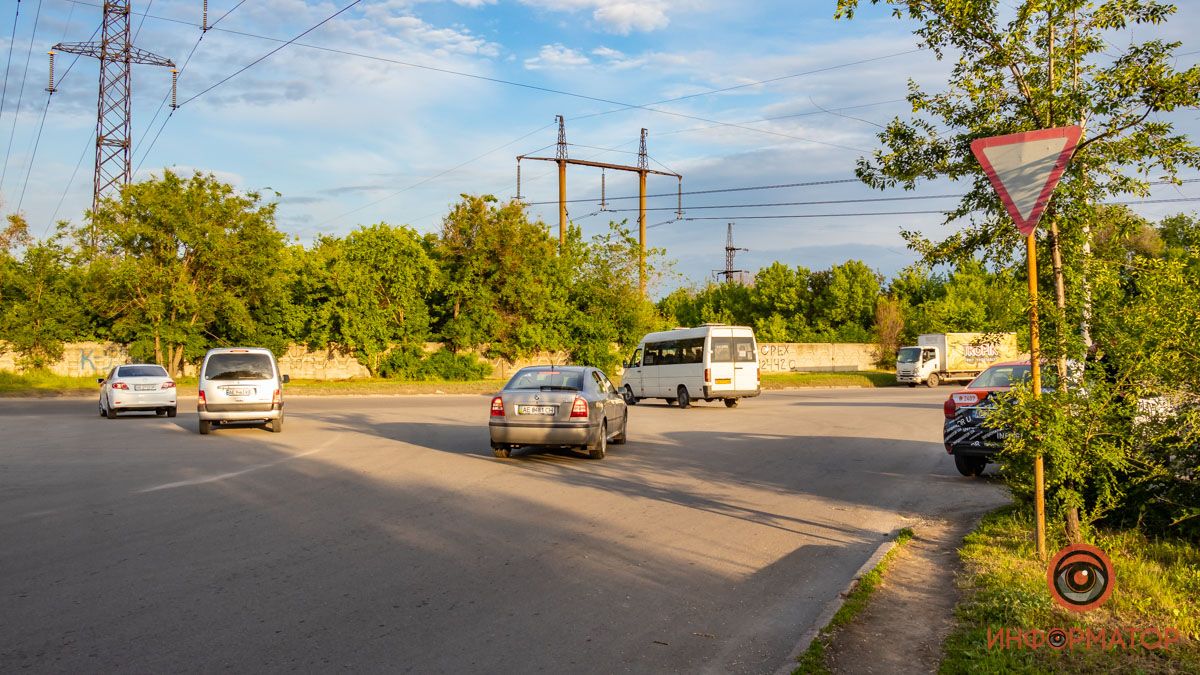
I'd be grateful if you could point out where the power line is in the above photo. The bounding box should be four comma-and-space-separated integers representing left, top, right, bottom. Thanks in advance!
1, 0, 43, 194
175, 0, 364, 109
59, 0, 879, 153
46, 131, 93, 235
654, 196, 1200, 227
524, 178, 864, 205
0, 1, 23, 168
606, 193, 964, 213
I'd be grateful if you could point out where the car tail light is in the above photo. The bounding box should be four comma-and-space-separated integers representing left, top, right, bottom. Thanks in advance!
111, 381, 129, 390
943, 397, 957, 419
198, 390, 207, 410
490, 396, 505, 417
570, 397, 588, 418
272, 389, 282, 407
161, 381, 176, 389
704, 368, 711, 383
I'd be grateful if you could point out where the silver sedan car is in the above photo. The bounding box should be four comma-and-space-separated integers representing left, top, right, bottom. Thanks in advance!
489, 366, 628, 459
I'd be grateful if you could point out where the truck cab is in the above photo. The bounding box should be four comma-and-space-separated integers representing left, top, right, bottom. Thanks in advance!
896, 345, 940, 387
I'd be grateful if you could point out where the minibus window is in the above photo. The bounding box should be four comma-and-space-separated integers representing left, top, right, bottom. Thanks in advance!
734, 337, 757, 363
711, 337, 734, 362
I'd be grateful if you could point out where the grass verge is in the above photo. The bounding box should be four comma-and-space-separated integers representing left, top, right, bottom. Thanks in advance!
793, 527, 916, 674
0, 369, 505, 397
762, 370, 898, 389
940, 505, 1199, 674
2, 368, 900, 397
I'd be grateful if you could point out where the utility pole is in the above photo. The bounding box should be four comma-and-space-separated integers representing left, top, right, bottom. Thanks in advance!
51, 1, 175, 214
518, 117, 681, 296
714, 222, 748, 283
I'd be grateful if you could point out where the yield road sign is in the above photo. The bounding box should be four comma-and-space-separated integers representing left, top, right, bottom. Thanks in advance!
970, 126, 1082, 236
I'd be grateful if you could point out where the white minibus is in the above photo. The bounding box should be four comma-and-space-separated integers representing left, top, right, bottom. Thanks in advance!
621, 324, 760, 408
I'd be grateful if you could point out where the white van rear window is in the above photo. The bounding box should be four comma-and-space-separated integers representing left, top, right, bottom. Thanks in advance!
205, 353, 274, 380
711, 337, 756, 363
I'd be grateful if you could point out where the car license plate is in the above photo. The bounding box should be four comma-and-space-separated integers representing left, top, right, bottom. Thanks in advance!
518, 405, 556, 415
134, 384, 157, 391
715, 378, 732, 385
225, 387, 254, 396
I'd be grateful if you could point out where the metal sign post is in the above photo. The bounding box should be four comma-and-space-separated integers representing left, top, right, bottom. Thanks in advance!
970, 125, 1082, 559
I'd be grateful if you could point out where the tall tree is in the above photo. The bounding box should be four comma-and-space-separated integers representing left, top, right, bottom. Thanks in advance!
85, 171, 286, 375
0, 217, 87, 368
296, 224, 438, 375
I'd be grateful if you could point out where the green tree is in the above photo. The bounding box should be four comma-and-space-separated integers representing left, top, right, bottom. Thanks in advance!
0, 217, 86, 367
85, 170, 286, 375
434, 195, 567, 362
297, 224, 438, 375
809, 260, 881, 338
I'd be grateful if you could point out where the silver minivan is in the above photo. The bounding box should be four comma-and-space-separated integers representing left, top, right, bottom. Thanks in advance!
196, 347, 289, 435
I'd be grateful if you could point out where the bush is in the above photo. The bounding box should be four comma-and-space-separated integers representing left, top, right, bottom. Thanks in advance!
377, 348, 490, 381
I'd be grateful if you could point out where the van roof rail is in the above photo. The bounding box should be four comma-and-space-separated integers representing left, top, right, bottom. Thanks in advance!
698, 322, 727, 327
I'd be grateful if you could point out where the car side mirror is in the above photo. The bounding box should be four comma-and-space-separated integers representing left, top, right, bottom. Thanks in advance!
97, 378, 105, 384
281, 374, 290, 384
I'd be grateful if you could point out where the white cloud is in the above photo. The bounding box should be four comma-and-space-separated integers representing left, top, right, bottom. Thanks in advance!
524, 44, 592, 70
593, 2, 670, 34
519, 0, 681, 34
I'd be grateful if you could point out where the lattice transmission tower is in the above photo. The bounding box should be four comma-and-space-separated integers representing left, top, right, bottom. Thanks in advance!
50, 1, 175, 212
715, 222, 748, 283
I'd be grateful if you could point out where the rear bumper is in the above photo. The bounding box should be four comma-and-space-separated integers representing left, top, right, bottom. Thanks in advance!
702, 386, 761, 399
198, 402, 282, 421
489, 419, 598, 446
111, 392, 176, 409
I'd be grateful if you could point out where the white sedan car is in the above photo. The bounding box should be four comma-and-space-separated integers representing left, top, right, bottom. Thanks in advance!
98, 364, 177, 418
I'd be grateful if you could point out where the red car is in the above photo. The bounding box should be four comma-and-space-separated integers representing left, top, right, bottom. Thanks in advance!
942, 360, 1032, 476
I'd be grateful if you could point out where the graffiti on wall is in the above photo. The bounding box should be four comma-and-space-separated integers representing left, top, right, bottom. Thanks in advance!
759, 343, 799, 372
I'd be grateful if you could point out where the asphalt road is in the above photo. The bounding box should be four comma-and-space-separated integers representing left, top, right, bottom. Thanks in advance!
1, 388, 1007, 673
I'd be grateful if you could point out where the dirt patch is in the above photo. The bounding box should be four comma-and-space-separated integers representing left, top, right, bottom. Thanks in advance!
823, 513, 986, 674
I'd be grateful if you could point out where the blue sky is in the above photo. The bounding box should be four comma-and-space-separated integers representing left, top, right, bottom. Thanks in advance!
1, 0, 1197, 294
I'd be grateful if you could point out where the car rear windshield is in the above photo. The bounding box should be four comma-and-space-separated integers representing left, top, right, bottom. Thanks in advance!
117, 365, 168, 378
506, 369, 584, 391
204, 353, 275, 381
710, 336, 757, 363
971, 364, 1032, 388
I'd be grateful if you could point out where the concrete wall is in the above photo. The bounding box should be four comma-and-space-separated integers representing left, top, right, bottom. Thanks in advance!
1, 341, 880, 379
757, 342, 879, 373
0, 341, 567, 381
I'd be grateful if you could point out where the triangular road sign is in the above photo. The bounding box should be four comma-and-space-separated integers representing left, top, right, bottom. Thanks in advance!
970, 126, 1082, 236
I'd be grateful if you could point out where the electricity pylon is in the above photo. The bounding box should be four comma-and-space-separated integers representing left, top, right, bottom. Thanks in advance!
715, 222, 748, 283
517, 116, 682, 296
51, 1, 175, 213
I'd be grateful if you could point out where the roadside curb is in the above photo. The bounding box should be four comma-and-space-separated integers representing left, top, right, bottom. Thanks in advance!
773, 529, 902, 675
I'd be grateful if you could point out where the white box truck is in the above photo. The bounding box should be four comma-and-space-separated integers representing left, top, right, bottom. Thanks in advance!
895, 332, 1020, 387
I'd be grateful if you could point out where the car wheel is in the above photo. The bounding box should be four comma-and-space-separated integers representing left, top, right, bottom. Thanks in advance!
198, 420, 211, 435
623, 385, 638, 405
588, 421, 607, 459
492, 443, 511, 458
167, 406, 177, 418
156, 408, 167, 417
907, 383, 917, 388
724, 398, 739, 408
105, 403, 118, 419
926, 373, 941, 387
666, 398, 677, 406
954, 454, 986, 477
99, 399, 106, 417
271, 415, 284, 433
612, 418, 627, 445
677, 386, 691, 409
